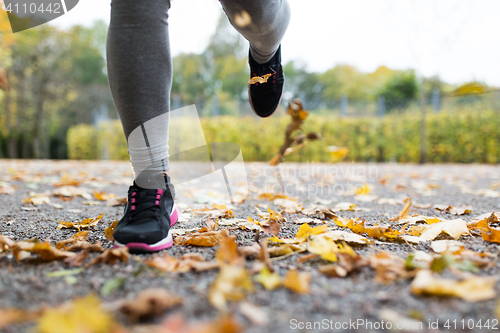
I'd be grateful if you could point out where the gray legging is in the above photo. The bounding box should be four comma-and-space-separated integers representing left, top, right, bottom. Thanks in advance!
106, 0, 290, 185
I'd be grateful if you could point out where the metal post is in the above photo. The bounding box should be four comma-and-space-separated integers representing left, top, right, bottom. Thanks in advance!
432, 88, 440, 112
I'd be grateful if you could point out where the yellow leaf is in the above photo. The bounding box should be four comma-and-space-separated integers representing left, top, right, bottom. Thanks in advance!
104, 221, 118, 241
57, 213, 105, 231
355, 183, 371, 195
209, 265, 254, 311
295, 223, 329, 242
283, 270, 310, 294
37, 295, 115, 333
328, 146, 349, 162
410, 270, 496, 302
254, 266, 281, 290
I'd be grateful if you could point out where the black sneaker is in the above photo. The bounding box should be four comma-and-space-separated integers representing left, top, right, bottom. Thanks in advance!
248, 45, 285, 118
113, 182, 179, 253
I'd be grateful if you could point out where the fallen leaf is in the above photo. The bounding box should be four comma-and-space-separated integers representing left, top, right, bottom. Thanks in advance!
119, 289, 183, 323
216, 233, 243, 265
302, 204, 337, 219
267, 243, 306, 257
174, 229, 229, 247
0, 235, 15, 251
87, 247, 129, 266
57, 213, 105, 231
37, 295, 115, 333
254, 266, 281, 290
238, 302, 268, 326
208, 265, 254, 311
238, 242, 261, 258
410, 270, 496, 302
283, 270, 310, 294
389, 197, 411, 221
370, 252, 411, 283
273, 198, 302, 214
295, 223, 330, 242
355, 183, 371, 195
105, 220, 119, 241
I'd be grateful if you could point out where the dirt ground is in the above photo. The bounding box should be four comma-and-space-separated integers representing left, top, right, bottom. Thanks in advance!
1, 159, 500, 333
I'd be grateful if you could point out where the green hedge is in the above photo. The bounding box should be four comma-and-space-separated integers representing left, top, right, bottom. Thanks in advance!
67, 109, 500, 163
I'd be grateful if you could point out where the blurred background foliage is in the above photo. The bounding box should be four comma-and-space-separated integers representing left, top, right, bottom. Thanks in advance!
1, 12, 499, 162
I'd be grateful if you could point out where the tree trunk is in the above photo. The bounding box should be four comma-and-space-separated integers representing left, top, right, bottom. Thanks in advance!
32, 78, 46, 159
3, 70, 18, 158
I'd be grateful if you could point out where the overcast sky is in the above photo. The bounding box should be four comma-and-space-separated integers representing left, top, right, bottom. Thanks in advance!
49, 0, 500, 86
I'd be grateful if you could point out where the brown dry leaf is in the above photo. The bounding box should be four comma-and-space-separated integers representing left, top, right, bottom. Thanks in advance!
259, 239, 273, 272
87, 247, 129, 266
410, 270, 496, 302
197, 218, 218, 233
260, 217, 281, 235
52, 174, 82, 187
30, 242, 76, 261
307, 237, 356, 262
105, 220, 119, 241
106, 197, 127, 207
216, 233, 243, 265
57, 212, 105, 231
302, 204, 337, 219
296, 254, 319, 264
0, 235, 15, 251
208, 265, 254, 311
319, 251, 368, 278
389, 197, 412, 221
146, 254, 219, 273
0, 308, 43, 330
64, 249, 89, 267
55, 231, 89, 249
370, 252, 411, 283
159, 313, 243, 333
94, 190, 117, 201
283, 270, 310, 294
174, 229, 229, 247
119, 289, 183, 323
238, 242, 261, 258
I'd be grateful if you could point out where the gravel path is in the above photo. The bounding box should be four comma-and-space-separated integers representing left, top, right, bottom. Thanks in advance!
1, 160, 500, 333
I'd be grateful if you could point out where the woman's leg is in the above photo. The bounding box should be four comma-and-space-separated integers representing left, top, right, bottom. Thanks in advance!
107, 0, 172, 189
107, 0, 179, 252
219, 0, 291, 64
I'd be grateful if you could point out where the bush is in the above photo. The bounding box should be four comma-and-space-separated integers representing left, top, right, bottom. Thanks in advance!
66, 109, 500, 163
